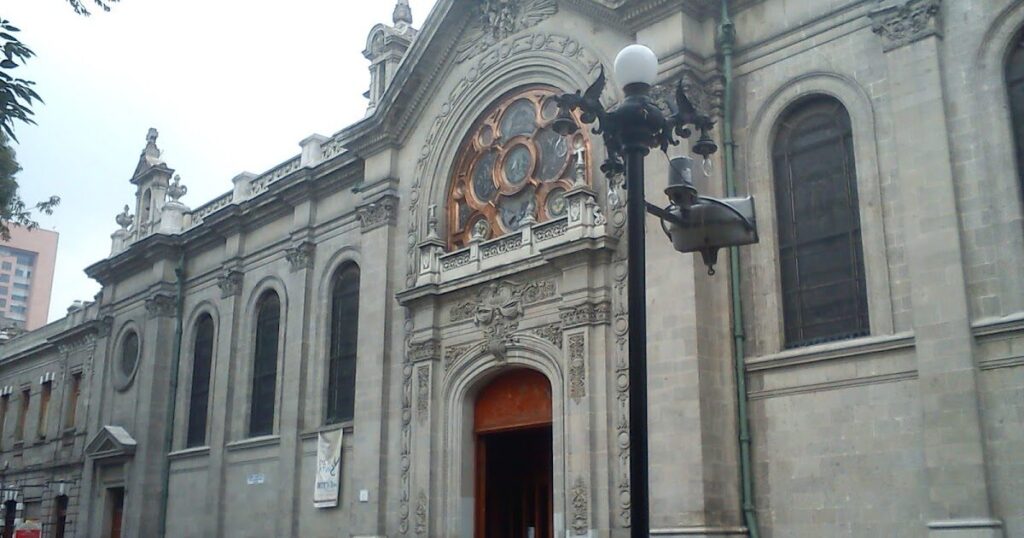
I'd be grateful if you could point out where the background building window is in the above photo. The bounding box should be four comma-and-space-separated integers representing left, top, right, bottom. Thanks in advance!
446, 86, 589, 249
14, 389, 29, 441
187, 314, 215, 447
326, 264, 359, 424
249, 292, 281, 437
65, 373, 81, 430
772, 95, 869, 348
37, 381, 51, 439
1008, 28, 1024, 196
52, 495, 68, 538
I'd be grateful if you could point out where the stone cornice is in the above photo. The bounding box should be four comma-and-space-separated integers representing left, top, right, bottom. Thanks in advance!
869, 0, 942, 52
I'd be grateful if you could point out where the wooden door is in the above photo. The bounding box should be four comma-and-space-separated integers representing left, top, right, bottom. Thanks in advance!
474, 369, 553, 538
108, 488, 124, 538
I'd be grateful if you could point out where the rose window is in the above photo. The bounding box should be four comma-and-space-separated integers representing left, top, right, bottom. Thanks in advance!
447, 86, 589, 250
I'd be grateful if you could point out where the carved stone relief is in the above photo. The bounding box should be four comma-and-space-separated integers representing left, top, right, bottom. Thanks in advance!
217, 269, 244, 298
410, 340, 441, 363
145, 293, 176, 318
400, 310, 414, 534
560, 301, 611, 329
455, 0, 559, 63
285, 241, 315, 272
567, 333, 586, 404
417, 366, 430, 424
357, 195, 399, 231
415, 490, 428, 535
869, 0, 942, 52
448, 280, 557, 360
571, 476, 589, 535
532, 322, 563, 348
444, 343, 474, 373
651, 69, 725, 119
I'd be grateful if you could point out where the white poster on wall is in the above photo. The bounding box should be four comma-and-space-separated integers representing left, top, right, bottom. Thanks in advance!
314, 428, 344, 508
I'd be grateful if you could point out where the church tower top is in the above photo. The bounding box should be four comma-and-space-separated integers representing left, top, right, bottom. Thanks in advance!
393, 0, 413, 31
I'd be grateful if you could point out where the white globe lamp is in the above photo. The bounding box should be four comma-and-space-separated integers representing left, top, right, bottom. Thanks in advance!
614, 44, 659, 88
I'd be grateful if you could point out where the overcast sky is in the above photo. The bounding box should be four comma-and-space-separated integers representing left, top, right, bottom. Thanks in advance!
4, 0, 438, 323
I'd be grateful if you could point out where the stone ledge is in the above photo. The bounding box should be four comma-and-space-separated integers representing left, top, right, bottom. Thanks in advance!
225, 435, 280, 452
167, 446, 210, 461
745, 331, 915, 372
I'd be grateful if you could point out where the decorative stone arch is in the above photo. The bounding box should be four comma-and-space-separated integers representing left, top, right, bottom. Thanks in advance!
440, 335, 566, 537
404, 36, 613, 286
238, 276, 289, 436
970, 4, 1024, 314
311, 246, 364, 426
744, 71, 894, 353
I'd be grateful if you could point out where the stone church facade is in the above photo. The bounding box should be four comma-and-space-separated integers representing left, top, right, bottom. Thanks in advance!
0, 0, 1022, 536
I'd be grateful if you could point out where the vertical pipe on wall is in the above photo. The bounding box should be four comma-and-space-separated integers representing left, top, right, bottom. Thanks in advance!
157, 250, 186, 538
720, 2, 761, 537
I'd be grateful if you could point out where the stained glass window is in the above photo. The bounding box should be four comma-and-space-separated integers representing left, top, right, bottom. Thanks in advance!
447, 86, 589, 249
1008, 29, 1024, 197
773, 96, 869, 348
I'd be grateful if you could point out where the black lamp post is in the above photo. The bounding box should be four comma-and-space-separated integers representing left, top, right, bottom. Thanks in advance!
554, 44, 756, 537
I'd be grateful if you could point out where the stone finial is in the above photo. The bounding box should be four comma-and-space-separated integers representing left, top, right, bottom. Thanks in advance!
426, 204, 440, 240
167, 174, 187, 202
393, 0, 413, 29
143, 128, 161, 161
116, 205, 134, 231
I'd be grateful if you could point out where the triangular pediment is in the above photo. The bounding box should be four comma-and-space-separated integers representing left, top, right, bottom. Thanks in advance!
85, 425, 137, 460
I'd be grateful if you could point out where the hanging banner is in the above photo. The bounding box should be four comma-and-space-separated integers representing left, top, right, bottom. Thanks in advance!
314, 429, 344, 508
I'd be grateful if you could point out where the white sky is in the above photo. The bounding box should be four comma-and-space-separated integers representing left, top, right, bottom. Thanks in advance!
4, 0, 438, 323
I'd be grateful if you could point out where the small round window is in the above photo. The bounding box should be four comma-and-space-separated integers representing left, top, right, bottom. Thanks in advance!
120, 331, 140, 378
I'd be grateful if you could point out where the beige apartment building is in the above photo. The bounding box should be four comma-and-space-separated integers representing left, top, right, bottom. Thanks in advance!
0, 226, 58, 331
0, 0, 1022, 537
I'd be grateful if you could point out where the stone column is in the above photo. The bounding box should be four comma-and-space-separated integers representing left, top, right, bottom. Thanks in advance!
870, 1, 1002, 535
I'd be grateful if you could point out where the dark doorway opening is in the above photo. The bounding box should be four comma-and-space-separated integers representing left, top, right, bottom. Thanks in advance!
473, 369, 553, 538
2, 500, 15, 538
106, 487, 124, 538
478, 425, 553, 538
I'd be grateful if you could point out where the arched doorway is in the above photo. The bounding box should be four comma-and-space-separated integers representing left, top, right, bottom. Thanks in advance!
474, 369, 553, 538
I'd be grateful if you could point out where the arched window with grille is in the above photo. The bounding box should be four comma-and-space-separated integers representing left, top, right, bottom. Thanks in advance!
249, 291, 281, 437
772, 95, 869, 348
186, 314, 215, 447
325, 263, 360, 424
1008, 28, 1024, 194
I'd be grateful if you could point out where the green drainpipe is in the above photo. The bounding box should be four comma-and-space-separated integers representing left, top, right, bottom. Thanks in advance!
158, 250, 186, 538
720, 2, 761, 537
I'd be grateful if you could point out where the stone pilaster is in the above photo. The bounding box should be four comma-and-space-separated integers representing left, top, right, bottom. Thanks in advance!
870, 1, 1002, 535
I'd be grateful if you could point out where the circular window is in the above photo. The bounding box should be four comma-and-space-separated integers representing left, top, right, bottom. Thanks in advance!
446, 86, 590, 250
114, 328, 141, 391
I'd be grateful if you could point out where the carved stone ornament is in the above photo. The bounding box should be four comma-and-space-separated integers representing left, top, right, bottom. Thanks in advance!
567, 333, 586, 404
444, 342, 474, 373
651, 70, 725, 119
97, 315, 114, 338
145, 293, 176, 318
410, 340, 441, 363
450, 279, 556, 322
285, 242, 315, 272
560, 301, 611, 329
400, 311, 414, 534
870, 0, 942, 52
58, 333, 98, 356
571, 476, 589, 535
357, 195, 399, 231
455, 0, 558, 63
447, 280, 552, 360
416, 366, 430, 423
532, 323, 563, 348
217, 269, 244, 298
415, 490, 428, 535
